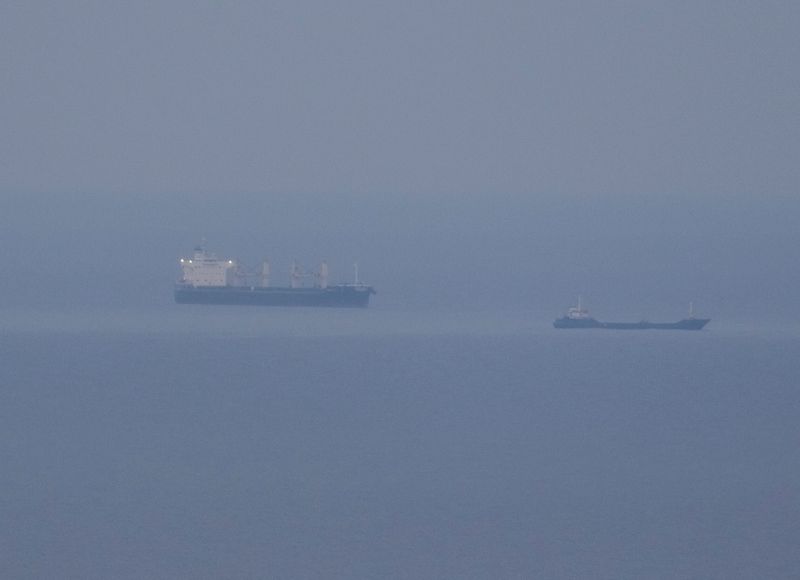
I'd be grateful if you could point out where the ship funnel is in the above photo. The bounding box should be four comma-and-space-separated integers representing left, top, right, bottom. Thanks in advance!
320, 261, 329, 289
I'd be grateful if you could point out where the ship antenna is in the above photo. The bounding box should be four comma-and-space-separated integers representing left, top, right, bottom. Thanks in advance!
578, 295, 582, 311
354, 262, 359, 285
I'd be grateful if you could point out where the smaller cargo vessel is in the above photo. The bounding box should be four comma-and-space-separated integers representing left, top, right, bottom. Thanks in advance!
174, 245, 376, 308
554, 298, 710, 330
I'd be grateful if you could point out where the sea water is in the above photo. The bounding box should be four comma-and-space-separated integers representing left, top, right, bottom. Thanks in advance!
1, 307, 798, 579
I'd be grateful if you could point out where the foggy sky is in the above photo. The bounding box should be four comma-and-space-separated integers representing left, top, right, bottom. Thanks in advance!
3, 1, 798, 197
1, 1, 799, 318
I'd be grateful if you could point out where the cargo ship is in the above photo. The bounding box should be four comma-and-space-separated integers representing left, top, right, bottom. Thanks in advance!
174, 246, 376, 307
553, 298, 710, 330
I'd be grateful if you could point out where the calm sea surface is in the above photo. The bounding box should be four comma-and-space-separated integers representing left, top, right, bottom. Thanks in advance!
1, 307, 798, 579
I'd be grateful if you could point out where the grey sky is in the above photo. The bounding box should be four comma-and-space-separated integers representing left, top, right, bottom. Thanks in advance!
2, 1, 798, 197
1, 2, 799, 320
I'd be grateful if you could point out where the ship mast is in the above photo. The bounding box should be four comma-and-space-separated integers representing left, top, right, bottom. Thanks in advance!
260, 260, 270, 288
291, 261, 302, 289
319, 261, 329, 289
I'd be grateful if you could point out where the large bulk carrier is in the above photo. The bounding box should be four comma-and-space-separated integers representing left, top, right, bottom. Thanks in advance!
174, 246, 375, 307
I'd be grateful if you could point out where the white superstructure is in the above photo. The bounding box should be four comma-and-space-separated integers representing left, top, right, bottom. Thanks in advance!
179, 246, 239, 287
567, 296, 591, 320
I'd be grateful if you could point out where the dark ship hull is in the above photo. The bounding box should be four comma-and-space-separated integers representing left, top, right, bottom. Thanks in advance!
175, 284, 375, 308
554, 317, 710, 330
